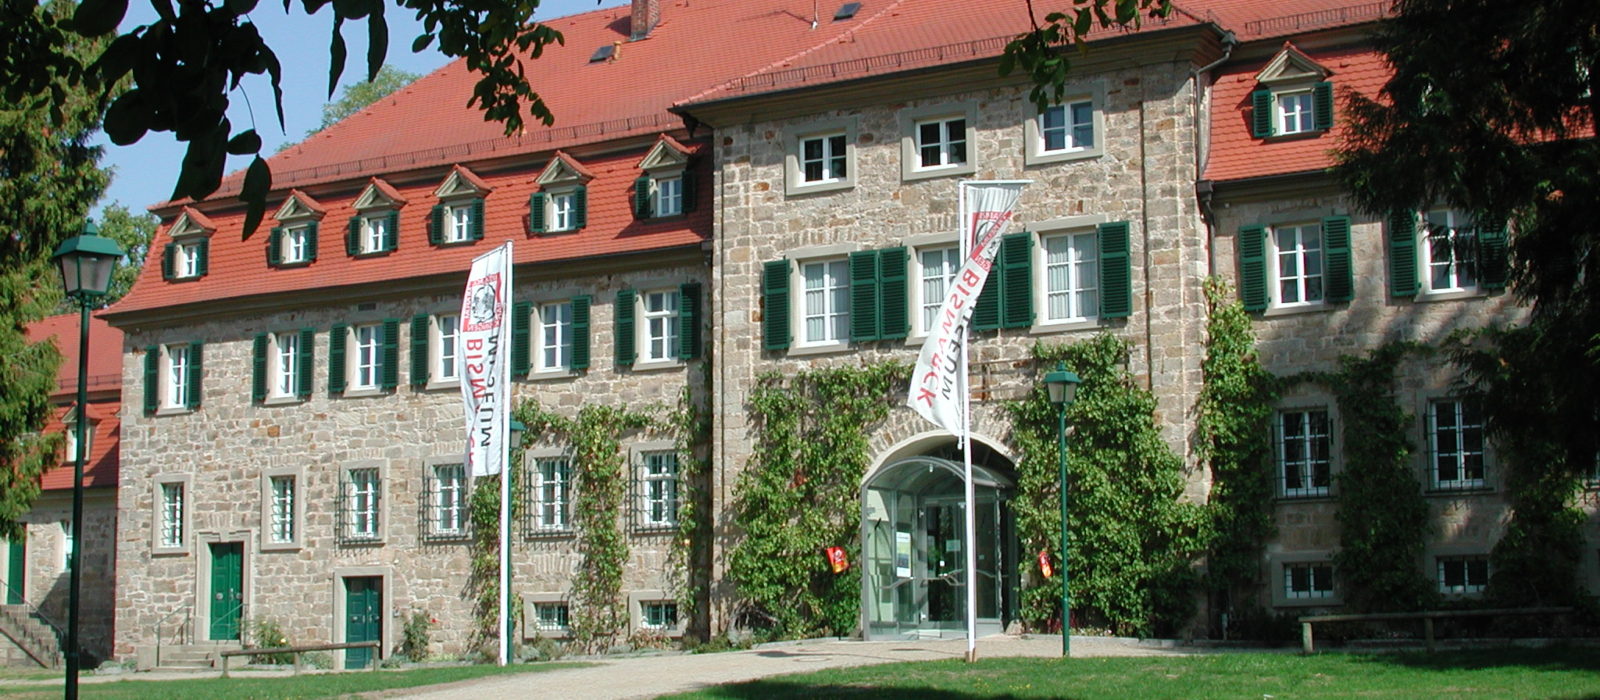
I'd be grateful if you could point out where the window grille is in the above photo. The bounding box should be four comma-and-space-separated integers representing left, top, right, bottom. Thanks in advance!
533, 603, 570, 632
421, 464, 469, 541
269, 475, 296, 544
1437, 556, 1489, 594
1277, 409, 1331, 497
1429, 399, 1486, 490
523, 456, 574, 537
159, 482, 184, 548
641, 600, 678, 629
1283, 562, 1334, 599
631, 451, 679, 531
338, 468, 383, 544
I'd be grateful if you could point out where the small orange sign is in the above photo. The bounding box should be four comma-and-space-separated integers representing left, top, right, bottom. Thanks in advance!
1038, 549, 1054, 578
825, 546, 849, 574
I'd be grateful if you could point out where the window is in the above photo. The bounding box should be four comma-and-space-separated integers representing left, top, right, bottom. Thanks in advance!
641, 290, 680, 362
59, 521, 73, 569
162, 238, 209, 281
341, 467, 382, 543
550, 191, 579, 232
159, 482, 184, 549
785, 118, 858, 195
538, 302, 573, 372
531, 155, 591, 233
641, 600, 677, 630
449, 205, 471, 242
659, 176, 685, 217
1437, 556, 1489, 594
272, 332, 299, 398
801, 260, 849, 346
331, 320, 400, 395
253, 330, 312, 403
62, 411, 91, 464
1424, 210, 1478, 293
1240, 217, 1352, 311
899, 103, 977, 180
435, 315, 459, 382
800, 134, 847, 184
1278, 409, 1331, 498
529, 457, 572, 533
534, 602, 570, 632
1250, 81, 1333, 138
1430, 399, 1486, 490
636, 451, 678, 529
354, 325, 380, 390
269, 223, 317, 267
1276, 90, 1316, 135
177, 240, 202, 278
1272, 223, 1324, 306
633, 137, 696, 219
410, 314, 460, 388
916, 117, 966, 170
346, 211, 399, 256
1041, 100, 1094, 152
918, 247, 960, 333
268, 475, 296, 544
163, 343, 196, 410
425, 463, 467, 539
363, 216, 389, 253
1043, 232, 1099, 323
1284, 562, 1334, 600
429, 199, 484, 245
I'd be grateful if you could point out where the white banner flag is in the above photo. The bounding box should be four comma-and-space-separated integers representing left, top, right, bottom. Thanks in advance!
907, 182, 1026, 434
460, 243, 513, 477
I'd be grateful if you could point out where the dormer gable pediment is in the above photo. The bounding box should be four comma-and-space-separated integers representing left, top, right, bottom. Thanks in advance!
536, 151, 597, 187
353, 177, 408, 211
273, 189, 327, 223
169, 206, 217, 238
433, 165, 492, 200
638, 134, 692, 172
1256, 43, 1331, 85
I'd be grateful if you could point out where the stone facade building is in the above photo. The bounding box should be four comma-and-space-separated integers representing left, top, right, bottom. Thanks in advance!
102, 0, 1597, 663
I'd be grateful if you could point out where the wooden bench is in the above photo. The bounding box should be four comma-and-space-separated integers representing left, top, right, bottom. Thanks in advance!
1299, 607, 1573, 654
218, 641, 381, 676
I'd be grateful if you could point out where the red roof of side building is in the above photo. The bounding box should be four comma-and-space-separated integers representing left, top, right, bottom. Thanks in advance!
1203, 44, 1391, 183
24, 313, 123, 490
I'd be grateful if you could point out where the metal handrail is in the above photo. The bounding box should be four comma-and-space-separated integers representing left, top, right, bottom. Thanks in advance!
0, 579, 67, 642
153, 604, 192, 668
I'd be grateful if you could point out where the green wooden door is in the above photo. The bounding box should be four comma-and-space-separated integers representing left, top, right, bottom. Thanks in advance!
4, 537, 24, 605
208, 543, 243, 640
344, 577, 382, 669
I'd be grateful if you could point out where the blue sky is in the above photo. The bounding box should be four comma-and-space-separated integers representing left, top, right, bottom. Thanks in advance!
94, 0, 628, 217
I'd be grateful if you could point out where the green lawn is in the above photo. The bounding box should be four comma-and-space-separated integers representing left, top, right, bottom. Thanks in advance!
666, 648, 1600, 699
0, 661, 591, 700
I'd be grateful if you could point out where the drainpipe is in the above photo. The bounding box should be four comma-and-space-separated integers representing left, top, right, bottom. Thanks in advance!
1191, 29, 1237, 277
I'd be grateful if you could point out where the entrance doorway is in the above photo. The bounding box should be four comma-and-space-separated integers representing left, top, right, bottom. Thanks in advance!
208, 542, 243, 641
861, 453, 1016, 640
4, 536, 23, 605
344, 577, 382, 669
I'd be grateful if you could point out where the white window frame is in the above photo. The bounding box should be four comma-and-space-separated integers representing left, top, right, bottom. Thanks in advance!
1276, 89, 1316, 135
62, 409, 91, 465
899, 102, 978, 180
361, 214, 390, 254
152, 474, 191, 555
784, 117, 858, 196
343, 464, 384, 543
627, 589, 685, 637
640, 600, 678, 630
1429, 398, 1486, 490
1277, 408, 1332, 498
281, 224, 311, 264
260, 468, 303, 551
1283, 561, 1335, 600
521, 592, 573, 639
531, 455, 573, 532
637, 449, 679, 529
1025, 88, 1106, 165
549, 190, 577, 232
443, 202, 473, 243
534, 602, 570, 632
163, 343, 191, 410
1422, 209, 1479, 294
1040, 230, 1100, 325
430, 462, 468, 537
653, 176, 684, 217
915, 245, 961, 335
640, 290, 680, 363
174, 240, 203, 279
536, 301, 573, 373
351, 324, 381, 391
798, 259, 849, 348
269, 331, 301, 399
269, 475, 296, 544
1436, 555, 1489, 595
1269, 222, 1326, 308
433, 314, 460, 384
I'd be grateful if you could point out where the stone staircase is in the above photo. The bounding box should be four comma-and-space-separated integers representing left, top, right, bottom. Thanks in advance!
153, 641, 241, 671
0, 604, 62, 668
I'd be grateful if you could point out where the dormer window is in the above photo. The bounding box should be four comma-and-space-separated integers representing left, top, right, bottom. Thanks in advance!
634, 135, 696, 220
1251, 44, 1335, 139
530, 152, 593, 234
160, 207, 215, 282
346, 178, 405, 257
269, 190, 325, 268
430, 166, 490, 246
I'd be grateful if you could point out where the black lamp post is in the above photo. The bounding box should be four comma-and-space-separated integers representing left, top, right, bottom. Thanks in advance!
502, 419, 525, 666
50, 221, 123, 699
1042, 362, 1080, 658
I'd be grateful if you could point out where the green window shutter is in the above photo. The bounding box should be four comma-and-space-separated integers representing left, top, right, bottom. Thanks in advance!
1098, 221, 1134, 318
328, 323, 348, 395
1251, 89, 1275, 138
268, 227, 283, 266
1238, 224, 1269, 311
1478, 225, 1510, 291
1322, 216, 1355, 303
429, 204, 445, 245
1312, 81, 1335, 131
634, 176, 651, 219
185, 341, 203, 410
143, 346, 159, 415
678, 282, 702, 360
615, 289, 637, 366
161, 242, 175, 280
410, 314, 430, 387
849, 250, 881, 342
470, 198, 485, 240
528, 192, 546, 234
573, 186, 587, 229
571, 295, 592, 370
681, 170, 697, 212
762, 260, 792, 351
1000, 232, 1034, 328
511, 301, 532, 376
879, 246, 909, 340
972, 273, 1001, 331
195, 239, 209, 277
1388, 210, 1420, 297
296, 328, 315, 398
251, 334, 268, 403
305, 222, 319, 263
346, 217, 361, 256
380, 318, 400, 390
384, 211, 400, 251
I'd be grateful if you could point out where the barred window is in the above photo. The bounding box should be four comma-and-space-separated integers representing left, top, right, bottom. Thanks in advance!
1283, 562, 1333, 599
269, 475, 296, 544
534, 602, 570, 632
339, 468, 382, 543
1430, 399, 1485, 490
423, 463, 468, 540
526, 457, 572, 535
633, 451, 679, 530
1278, 409, 1331, 497
1437, 556, 1489, 594
159, 482, 184, 548
641, 600, 677, 630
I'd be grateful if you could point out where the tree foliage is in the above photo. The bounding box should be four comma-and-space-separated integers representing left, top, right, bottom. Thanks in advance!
1001, 0, 1172, 112
95, 202, 156, 307
0, 0, 109, 539
315, 64, 420, 132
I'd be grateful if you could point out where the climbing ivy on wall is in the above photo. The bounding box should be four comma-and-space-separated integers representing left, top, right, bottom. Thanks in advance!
729, 361, 909, 638
1196, 277, 1278, 613
1006, 333, 1207, 637
669, 382, 714, 636
467, 449, 523, 654
1288, 342, 1435, 612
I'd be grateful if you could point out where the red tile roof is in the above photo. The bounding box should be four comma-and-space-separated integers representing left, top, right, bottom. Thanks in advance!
24, 314, 123, 490
1203, 43, 1391, 183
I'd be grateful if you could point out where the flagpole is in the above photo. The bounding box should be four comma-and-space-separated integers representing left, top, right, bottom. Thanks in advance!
498, 242, 514, 667
956, 183, 979, 663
